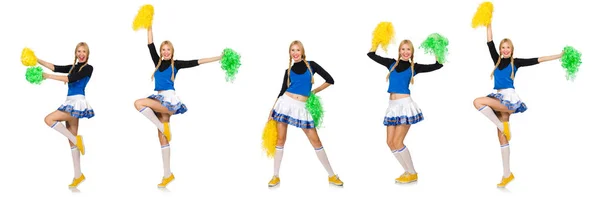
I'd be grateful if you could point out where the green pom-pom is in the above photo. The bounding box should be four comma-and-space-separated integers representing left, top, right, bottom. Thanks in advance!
220, 48, 241, 83
306, 93, 324, 129
419, 33, 449, 63
25, 66, 44, 85
560, 46, 582, 81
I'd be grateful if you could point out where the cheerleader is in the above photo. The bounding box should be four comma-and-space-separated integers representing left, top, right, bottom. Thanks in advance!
133, 26, 223, 188
367, 39, 443, 184
266, 40, 343, 187
472, 23, 563, 187
37, 42, 94, 188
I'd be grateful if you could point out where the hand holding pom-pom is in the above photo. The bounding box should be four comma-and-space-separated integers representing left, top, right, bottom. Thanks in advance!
132, 4, 154, 31
472, 2, 494, 29
371, 22, 395, 53
419, 33, 450, 63
25, 66, 44, 85
560, 46, 582, 81
21, 47, 37, 66
220, 48, 242, 83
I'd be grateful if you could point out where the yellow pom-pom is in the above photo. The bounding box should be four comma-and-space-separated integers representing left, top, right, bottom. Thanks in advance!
21, 47, 37, 66
132, 4, 154, 31
372, 22, 395, 53
472, 2, 494, 28
261, 119, 278, 158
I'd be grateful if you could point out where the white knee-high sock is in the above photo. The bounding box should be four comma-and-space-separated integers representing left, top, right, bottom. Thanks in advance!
71, 146, 82, 178
478, 106, 504, 131
140, 107, 165, 132
315, 147, 335, 177
501, 143, 511, 178
161, 144, 171, 178
392, 149, 408, 172
273, 146, 284, 177
395, 146, 416, 174
51, 121, 77, 144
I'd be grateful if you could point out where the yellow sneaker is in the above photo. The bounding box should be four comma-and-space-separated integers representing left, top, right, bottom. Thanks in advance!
68, 174, 86, 188
502, 122, 511, 141
497, 173, 514, 188
328, 175, 343, 186
395, 172, 418, 183
157, 173, 175, 188
163, 122, 171, 142
268, 176, 280, 187
76, 135, 85, 155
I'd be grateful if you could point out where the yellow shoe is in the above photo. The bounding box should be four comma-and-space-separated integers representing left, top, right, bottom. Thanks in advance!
328, 175, 343, 186
395, 172, 418, 183
76, 135, 85, 155
497, 173, 514, 188
268, 176, 280, 187
157, 173, 175, 188
163, 122, 171, 142
502, 122, 511, 141
68, 174, 86, 188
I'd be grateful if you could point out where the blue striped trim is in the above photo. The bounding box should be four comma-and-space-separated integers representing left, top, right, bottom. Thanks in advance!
384, 113, 424, 126
50, 121, 59, 128
148, 94, 188, 115
161, 144, 170, 148
486, 93, 528, 113
139, 106, 149, 112
315, 146, 324, 151
397, 146, 407, 152
271, 109, 315, 129
71, 146, 78, 150
57, 105, 95, 119
478, 106, 488, 111
501, 143, 509, 148
275, 146, 284, 150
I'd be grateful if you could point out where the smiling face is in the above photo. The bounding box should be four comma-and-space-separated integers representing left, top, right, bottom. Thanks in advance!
289, 42, 305, 63
500, 39, 513, 58
398, 40, 414, 61
160, 41, 174, 60
74, 42, 89, 63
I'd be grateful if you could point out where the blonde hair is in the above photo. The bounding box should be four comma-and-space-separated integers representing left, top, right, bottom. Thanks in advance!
386, 40, 415, 84
151, 40, 176, 81
66, 42, 90, 84
286, 40, 314, 87
490, 38, 515, 80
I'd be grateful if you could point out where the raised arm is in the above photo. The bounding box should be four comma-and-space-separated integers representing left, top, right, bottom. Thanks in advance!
198, 55, 223, 65
309, 61, 334, 94
487, 24, 493, 42
414, 61, 443, 74
367, 51, 397, 69
148, 26, 154, 45
538, 52, 563, 63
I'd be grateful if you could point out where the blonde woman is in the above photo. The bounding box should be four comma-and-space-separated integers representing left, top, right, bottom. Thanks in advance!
472, 23, 563, 188
133, 26, 222, 188
367, 39, 443, 184
37, 42, 94, 188
266, 40, 343, 187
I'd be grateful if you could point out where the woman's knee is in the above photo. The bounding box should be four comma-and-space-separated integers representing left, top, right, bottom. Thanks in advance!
134, 99, 147, 111
44, 114, 55, 127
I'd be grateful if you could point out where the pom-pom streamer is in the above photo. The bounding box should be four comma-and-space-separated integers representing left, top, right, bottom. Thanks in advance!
21, 47, 37, 66
371, 22, 395, 53
132, 4, 154, 31
220, 48, 242, 83
306, 93, 324, 128
262, 119, 278, 158
472, 2, 494, 28
25, 66, 44, 85
419, 33, 449, 63
560, 46, 582, 81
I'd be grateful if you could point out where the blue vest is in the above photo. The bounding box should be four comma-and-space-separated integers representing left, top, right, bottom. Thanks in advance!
387, 62, 415, 94
285, 63, 314, 97
154, 65, 179, 91
67, 76, 90, 96
493, 64, 517, 89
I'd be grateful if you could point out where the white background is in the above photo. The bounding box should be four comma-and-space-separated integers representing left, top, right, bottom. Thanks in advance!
1, 0, 597, 196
